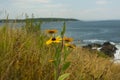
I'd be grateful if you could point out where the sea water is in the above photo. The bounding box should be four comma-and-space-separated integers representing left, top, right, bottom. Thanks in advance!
41, 21, 120, 63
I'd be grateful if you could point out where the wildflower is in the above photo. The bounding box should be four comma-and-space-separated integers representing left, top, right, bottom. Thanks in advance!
63, 37, 73, 43
46, 29, 58, 34
46, 36, 62, 45
65, 43, 76, 49
48, 59, 55, 63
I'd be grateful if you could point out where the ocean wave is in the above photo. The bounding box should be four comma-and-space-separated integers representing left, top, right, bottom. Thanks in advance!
82, 39, 107, 44
114, 44, 120, 63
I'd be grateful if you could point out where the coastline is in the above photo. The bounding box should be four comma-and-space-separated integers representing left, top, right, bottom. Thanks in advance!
74, 40, 120, 63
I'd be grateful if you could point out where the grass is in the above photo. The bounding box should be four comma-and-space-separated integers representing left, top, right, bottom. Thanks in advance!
0, 22, 120, 80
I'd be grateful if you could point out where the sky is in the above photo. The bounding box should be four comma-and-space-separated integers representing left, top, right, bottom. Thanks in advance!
0, 0, 120, 21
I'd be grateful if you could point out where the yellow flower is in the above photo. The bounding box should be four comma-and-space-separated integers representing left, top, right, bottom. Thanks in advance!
46, 29, 58, 34
46, 36, 62, 45
63, 37, 73, 43
48, 59, 55, 63
65, 43, 76, 49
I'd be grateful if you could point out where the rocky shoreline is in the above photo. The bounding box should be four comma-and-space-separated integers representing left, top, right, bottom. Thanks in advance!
82, 42, 117, 57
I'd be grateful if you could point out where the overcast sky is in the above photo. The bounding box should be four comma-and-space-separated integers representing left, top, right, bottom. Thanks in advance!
0, 0, 120, 21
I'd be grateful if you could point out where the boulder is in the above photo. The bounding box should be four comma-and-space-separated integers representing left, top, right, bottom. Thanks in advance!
82, 42, 117, 57
100, 42, 117, 57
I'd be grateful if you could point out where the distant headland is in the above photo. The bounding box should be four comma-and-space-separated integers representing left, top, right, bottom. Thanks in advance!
0, 18, 79, 22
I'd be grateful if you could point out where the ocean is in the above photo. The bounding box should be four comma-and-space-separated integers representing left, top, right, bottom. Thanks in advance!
41, 21, 120, 43
41, 21, 120, 62
0, 20, 120, 62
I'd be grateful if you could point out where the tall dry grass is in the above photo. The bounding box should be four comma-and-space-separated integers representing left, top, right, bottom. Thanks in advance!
67, 48, 120, 80
0, 23, 120, 80
0, 25, 54, 80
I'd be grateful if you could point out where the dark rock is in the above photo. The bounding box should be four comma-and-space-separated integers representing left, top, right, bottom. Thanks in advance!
82, 42, 117, 57
91, 43, 102, 48
82, 44, 92, 49
100, 42, 117, 57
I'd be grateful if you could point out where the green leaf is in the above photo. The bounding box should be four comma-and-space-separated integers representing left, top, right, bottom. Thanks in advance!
62, 62, 70, 71
55, 48, 61, 60
63, 46, 70, 61
61, 22, 66, 36
53, 48, 61, 67
58, 73, 70, 80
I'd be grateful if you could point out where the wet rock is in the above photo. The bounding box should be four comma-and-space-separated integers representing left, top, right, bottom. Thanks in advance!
100, 42, 117, 57
82, 42, 117, 57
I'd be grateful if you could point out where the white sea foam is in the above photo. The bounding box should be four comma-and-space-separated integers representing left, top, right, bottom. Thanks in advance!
83, 39, 107, 44
110, 42, 116, 45
114, 44, 120, 63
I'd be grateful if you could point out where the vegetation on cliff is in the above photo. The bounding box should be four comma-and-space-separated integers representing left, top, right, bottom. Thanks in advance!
0, 18, 79, 23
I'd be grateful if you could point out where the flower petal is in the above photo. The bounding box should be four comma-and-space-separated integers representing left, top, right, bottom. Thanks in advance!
46, 39, 52, 45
